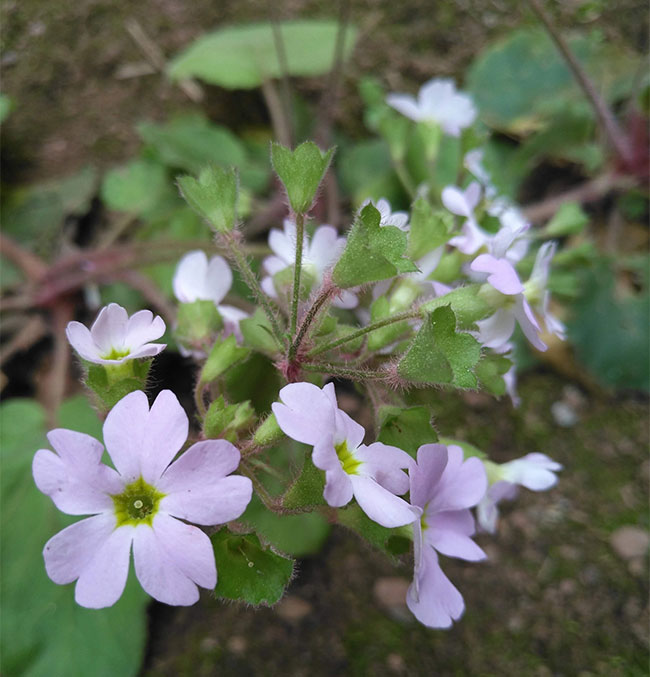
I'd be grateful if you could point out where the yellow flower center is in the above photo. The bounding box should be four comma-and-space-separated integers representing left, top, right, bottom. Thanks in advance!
112, 477, 166, 527
335, 440, 362, 475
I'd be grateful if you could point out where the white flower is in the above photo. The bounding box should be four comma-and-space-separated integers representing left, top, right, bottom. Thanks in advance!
173, 250, 248, 340
261, 219, 357, 309
386, 78, 477, 137
66, 303, 166, 365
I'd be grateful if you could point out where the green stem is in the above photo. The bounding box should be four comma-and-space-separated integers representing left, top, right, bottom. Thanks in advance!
221, 232, 286, 348
290, 212, 305, 337
288, 284, 335, 361
302, 362, 387, 381
194, 382, 207, 419
394, 160, 416, 199
307, 310, 418, 358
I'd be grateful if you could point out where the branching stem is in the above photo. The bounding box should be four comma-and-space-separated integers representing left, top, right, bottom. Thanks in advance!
289, 212, 305, 337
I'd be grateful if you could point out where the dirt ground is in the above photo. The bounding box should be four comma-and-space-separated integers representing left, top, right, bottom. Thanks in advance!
2, 1, 649, 675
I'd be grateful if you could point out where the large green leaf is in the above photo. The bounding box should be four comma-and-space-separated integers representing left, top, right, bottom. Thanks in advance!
0, 397, 148, 677
101, 159, 172, 217
467, 28, 640, 135
378, 405, 438, 458
168, 20, 357, 89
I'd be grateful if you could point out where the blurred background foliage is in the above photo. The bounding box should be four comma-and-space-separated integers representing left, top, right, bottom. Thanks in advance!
1, 1, 648, 675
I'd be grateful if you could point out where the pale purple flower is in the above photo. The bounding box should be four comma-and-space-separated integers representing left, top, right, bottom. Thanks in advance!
444, 182, 489, 256
386, 78, 477, 137
471, 253, 547, 351
362, 198, 410, 231
525, 242, 566, 341
66, 303, 166, 365
406, 444, 487, 628
463, 149, 496, 198
272, 382, 417, 528
477, 453, 562, 533
33, 390, 252, 608
261, 219, 357, 309
173, 250, 248, 340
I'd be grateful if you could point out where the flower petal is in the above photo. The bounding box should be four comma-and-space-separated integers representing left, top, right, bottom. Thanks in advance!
204, 255, 233, 305
475, 308, 516, 350
272, 382, 336, 446
124, 310, 166, 350
426, 509, 486, 561
502, 453, 561, 490
74, 523, 135, 608
90, 303, 129, 353
356, 442, 413, 495
350, 475, 418, 528
471, 254, 523, 295
407, 548, 464, 628
173, 250, 209, 303
514, 296, 547, 352
66, 321, 100, 361
322, 466, 354, 507
410, 444, 449, 508
428, 446, 487, 513
386, 93, 422, 122
43, 512, 117, 585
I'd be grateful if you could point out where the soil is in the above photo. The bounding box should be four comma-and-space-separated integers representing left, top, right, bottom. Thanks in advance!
1, 1, 648, 675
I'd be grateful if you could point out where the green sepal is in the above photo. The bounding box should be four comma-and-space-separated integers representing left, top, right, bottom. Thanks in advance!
270, 141, 334, 214
333, 204, 418, 288
398, 306, 481, 388
337, 505, 412, 558
240, 308, 282, 354
85, 359, 152, 411
438, 437, 487, 461
199, 334, 250, 385
203, 395, 255, 441
283, 455, 326, 509
420, 283, 491, 326
241, 495, 330, 557
475, 353, 512, 396
175, 300, 223, 347
408, 198, 452, 260
253, 413, 285, 447
367, 296, 409, 351
177, 165, 238, 232
378, 405, 438, 458
211, 528, 294, 606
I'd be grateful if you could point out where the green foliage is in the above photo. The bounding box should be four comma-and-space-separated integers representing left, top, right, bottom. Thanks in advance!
467, 27, 639, 135
542, 201, 589, 237
242, 495, 330, 557
408, 198, 452, 260
199, 334, 251, 385
0, 397, 148, 677
240, 308, 282, 355
283, 455, 326, 509
337, 505, 411, 558
398, 306, 481, 388
101, 159, 170, 217
569, 262, 649, 390
253, 413, 285, 447
378, 405, 438, 458
177, 165, 239, 232
420, 284, 491, 326
0, 93, 12, 123
367, 296, 409, 351
175, 300, 224, 347
203, 396, 255, 441
211, 529, 294, 605
168, 20, 357, 89
475, 354, 511, 397
271, 141, 334, 214
333, 204, 417, 288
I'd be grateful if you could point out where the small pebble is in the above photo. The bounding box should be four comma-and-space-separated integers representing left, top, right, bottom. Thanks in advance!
550, 401, 579, 427
275, 595, 312, 622
610, 526, 650, 560
373, 577, 410, 609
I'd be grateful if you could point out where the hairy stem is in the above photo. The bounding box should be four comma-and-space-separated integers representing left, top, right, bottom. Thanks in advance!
307, 310, 418, 358
302, 362, 388, 381
289, 284, 336, 361
289, 212, 305, 337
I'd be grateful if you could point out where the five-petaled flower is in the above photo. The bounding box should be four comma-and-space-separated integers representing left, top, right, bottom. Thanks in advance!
66, 303, 166, 365
406, 443, 487, 628
32, 390, 252, 608
386, 78, 477, 137
272, 382, 417, 528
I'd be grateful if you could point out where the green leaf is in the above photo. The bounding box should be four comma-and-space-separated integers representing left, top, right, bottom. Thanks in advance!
175, 300, 223, 348
211, 529, 294, 605
177, 165, 239, 232
200, 334, 251, 385
224, 353, 284, 414
203, 396, 255, 441
337, 505, 411, 557
242, 495, 329, 557
240, 308, 281, 355
169, 20, 357, 89
475, 354, 512, 396
398, 306, 481, 388
253, 413, 285, 447
271, 141, 334, 214
378, 405, 438, 458
337, 139, 400, 205
367, 296, 409, 352
0, 398, 148, 677
283, 455, 326, 509
420, 284, 491, 327
467, 27, 640, 134
542, 201, 589, 237
408, 199, 451, 260
333, 204, 417, 288
101, 159, 170, 216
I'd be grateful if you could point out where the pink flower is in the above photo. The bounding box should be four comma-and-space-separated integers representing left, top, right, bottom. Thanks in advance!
407, 444, 487, 628
32, 390, 252, 608
272, 382, 417, 528
66, 303, 166, 365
